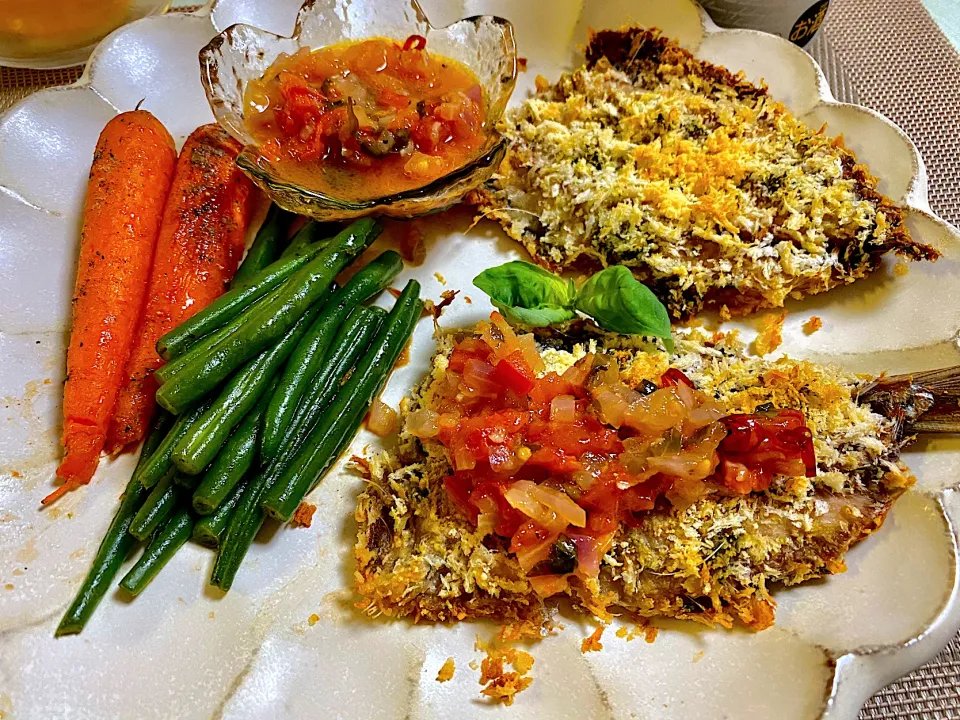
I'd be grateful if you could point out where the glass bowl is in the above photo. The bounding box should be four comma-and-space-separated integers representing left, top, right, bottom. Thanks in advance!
199, 0, 517, 221
0, 0, 172, 70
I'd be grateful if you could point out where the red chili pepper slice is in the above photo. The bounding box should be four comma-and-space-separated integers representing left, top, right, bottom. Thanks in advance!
659, 368, 694, 389
716, 409, 816, 493
403, 34, 427, 51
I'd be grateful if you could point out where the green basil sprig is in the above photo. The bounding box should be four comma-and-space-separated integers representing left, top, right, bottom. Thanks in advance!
473, 261, 577, 327
473, 261, 673, 351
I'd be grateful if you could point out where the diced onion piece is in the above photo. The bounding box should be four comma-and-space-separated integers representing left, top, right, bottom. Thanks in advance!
503, 480, 586, 531
567, 532, 609, 578
515, 538, 555, 573
518, 333, 546, 374
454, 446, 477, 471
562, 354, 594, 388
489, 444, 527, 474
528, 574, 570, 597
646, 454, 716, 481
550, 394, 577, 423
406, 408, 440, 438
645, 422, 726, 481
594, 387, 629, 428
686, 401, 725, 431
623, 388, 686, 435
491, 311, 522, 355
367, 398, 398, 436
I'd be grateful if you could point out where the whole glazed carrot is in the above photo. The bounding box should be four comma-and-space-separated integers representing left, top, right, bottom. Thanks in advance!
50, 110, 177, 505
105, 124, 256, 454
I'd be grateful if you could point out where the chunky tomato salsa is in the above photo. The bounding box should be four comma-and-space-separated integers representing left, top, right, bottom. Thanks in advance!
406, 313, 816, 597
244, 35, 488, 202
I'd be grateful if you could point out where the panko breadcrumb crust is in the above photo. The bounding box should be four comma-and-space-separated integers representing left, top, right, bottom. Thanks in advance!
354, 328, 914, 631
472, 27, 938, 318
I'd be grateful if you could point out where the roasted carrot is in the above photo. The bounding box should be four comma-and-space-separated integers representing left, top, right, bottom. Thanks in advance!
105, 124, 256, 454
50, 110, 177, 504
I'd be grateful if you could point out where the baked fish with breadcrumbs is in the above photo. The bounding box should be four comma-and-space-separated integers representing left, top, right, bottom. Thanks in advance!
355, 314, 960, 630
473, 27, 939, 319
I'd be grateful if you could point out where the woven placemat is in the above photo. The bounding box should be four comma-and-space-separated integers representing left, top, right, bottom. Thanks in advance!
1, 1, 959, 717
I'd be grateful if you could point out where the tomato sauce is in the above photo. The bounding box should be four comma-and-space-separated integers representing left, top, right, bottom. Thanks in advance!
408, 313, 817, 595
244, 35, 488, 202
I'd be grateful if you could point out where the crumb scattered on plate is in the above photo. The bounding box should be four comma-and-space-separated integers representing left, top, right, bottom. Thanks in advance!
692, 649, 705, 663
291, 502, 316, 528
803, 316, 823, 335
426, 289, 460, 320
397, 222, 426, 265
437, 657, 456, 682
753, 310, 787, 355
581, 626, 605, 652
308, 613, 320, 626
894, 260, 910, 276
434, 272, 447, 285
476, 638, 534, 706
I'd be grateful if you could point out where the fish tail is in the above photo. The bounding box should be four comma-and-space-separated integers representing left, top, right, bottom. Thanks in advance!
859, 365, 960, 436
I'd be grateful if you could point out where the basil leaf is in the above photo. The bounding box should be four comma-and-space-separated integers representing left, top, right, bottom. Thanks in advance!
575, 266, 673, 350
473, 261, 577, 327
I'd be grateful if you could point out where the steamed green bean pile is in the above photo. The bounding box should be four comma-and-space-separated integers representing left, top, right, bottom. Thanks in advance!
57, 212, 422, 636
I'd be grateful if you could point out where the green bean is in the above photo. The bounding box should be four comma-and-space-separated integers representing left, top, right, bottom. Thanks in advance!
279, 219, 334, 257
156, 220, 332, 363
168, 305, 316, 469
231, 205, 292, 287
192, 476, 249, 548
174, 471, 202, 490
261, 250, 403, 460
192, 392, 268, 514
154, 283, 285, 385
119, 509, 193, 596
132, 402, 209, 489
55, 411, 172, 636
278, 306, 385, 460
129, 468, 181, 540
156, 219, 380, 413
209, 468, 275, 590
262, 280, 422, 522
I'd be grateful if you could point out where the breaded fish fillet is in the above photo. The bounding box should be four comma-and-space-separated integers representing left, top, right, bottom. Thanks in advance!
355, 326, 959, 630
473, 28, 939, 318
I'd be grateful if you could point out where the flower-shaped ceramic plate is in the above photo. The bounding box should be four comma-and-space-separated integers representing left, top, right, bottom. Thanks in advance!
2, 1, 960, 718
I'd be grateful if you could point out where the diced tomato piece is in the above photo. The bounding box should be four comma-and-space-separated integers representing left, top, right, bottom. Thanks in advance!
659, 368, 694, 388
448, 337, 491, 372
493, 351, 535, 395
528, 372, 581, 412
525, 446, 581, 474
471, 482, 525, 537
715, 409, 816, 494
444, 473, 478, 522
378, 88, 411, 108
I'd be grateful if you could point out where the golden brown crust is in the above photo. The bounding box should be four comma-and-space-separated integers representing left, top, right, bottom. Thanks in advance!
354, 328, 914, 631
474, 27, 939, 319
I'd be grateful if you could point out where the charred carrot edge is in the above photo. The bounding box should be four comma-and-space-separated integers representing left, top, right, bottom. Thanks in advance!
50, 110, 177, 503
106, 124, 257, 454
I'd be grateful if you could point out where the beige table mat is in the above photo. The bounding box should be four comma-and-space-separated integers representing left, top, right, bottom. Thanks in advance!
2, 0, 960, 717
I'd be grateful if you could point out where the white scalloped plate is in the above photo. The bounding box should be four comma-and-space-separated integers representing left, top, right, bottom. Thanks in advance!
2, 1, 960, 718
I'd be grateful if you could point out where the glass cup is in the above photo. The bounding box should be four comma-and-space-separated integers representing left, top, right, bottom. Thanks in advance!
0, 0, 172, 69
